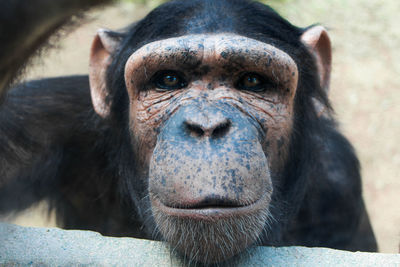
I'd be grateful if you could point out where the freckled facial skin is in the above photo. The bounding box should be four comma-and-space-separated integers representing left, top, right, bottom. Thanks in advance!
124, 34, 298, 263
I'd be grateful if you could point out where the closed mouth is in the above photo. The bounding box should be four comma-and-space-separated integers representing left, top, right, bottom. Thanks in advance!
151, 193, 270, 221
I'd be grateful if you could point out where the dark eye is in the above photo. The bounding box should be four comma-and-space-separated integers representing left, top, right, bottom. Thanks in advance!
236, 73, 270, 92
152, 70, 187, 90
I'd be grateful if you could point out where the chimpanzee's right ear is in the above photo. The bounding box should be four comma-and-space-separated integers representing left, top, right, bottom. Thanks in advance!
301, 25, 332, 92
89, 29, 123, 118
301, 26, 333, 118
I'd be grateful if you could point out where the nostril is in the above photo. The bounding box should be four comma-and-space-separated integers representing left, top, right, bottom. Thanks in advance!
212, 120, 231, 139
184, 119, 231, 138
185, 121, 205, 137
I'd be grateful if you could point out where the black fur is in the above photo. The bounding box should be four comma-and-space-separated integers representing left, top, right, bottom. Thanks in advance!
0, 0, 377, 259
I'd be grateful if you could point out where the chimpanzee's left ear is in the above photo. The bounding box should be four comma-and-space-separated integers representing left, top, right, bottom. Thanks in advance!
301, 25, 332, 91
89, 29, 123, 118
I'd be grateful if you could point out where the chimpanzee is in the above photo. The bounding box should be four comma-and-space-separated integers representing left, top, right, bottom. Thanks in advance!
0, 0, 377, 264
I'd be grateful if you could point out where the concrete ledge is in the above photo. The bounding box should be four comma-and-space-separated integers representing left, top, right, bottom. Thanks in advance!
0, 222, 399, 266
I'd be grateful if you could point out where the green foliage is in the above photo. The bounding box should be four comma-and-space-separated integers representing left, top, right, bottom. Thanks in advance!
120, 0, 291, 7
120, 0, 166, 6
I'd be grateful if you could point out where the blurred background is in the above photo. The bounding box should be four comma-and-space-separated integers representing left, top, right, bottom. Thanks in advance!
4, 0, 399, 253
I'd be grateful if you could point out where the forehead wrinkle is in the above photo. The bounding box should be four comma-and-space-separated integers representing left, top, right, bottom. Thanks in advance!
126, 36, 206, 72
125, 34, 298, 84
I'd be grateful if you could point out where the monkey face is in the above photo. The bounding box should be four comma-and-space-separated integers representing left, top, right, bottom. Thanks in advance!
123, 34, 298, 263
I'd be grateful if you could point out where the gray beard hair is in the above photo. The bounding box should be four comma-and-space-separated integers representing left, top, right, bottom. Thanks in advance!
152, 206, 274, 265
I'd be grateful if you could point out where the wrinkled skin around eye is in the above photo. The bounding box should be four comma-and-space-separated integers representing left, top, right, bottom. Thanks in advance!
236, 72, 270, 92
153, 70, 188, 90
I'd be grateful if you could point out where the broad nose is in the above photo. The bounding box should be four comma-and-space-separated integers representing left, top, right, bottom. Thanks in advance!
184, 115, 231, 139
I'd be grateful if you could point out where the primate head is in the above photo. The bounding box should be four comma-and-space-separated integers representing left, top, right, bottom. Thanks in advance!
88, 0, 331, 263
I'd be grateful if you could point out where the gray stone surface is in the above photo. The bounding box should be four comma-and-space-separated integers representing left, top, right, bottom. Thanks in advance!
0, 222, 399, 266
